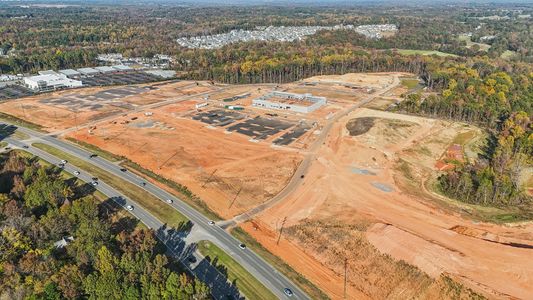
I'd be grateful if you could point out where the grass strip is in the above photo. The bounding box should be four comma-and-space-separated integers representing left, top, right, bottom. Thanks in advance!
121, 160, 222, 221
0, 112, 44, 131
65, 137, 222, 221
197, 240, 277, 300
230, 227, 329, 300
65, 138, 121, 162
32, 143, 188, 227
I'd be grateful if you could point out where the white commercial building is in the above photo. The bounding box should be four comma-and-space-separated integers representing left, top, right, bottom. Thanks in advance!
77, 67, 100, 75
144, 69, 176, 78
24, 74, 82, 91
252, 91, 326, 113
95, 66, 116, 73
59, 69, 80, 77
112, 65, 132, 71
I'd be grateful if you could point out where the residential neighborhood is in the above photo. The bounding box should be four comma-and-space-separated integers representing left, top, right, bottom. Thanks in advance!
177, 24, 398, 49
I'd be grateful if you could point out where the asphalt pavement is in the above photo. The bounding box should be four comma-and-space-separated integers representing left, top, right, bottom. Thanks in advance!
1, 125, 309, 300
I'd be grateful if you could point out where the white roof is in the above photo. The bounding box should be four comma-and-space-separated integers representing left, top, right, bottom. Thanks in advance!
24, 74, 82, 87
38, 70, 59, 76
144, 69, 176, 78
111, 64, 132, 71
95, 66, 116, 73
59, 69, 80, 76
25, 74, 66, 82
77, 67, 100, 75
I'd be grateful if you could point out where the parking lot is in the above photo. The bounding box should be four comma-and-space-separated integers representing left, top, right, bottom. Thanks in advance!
0, 85, 33, 100
192, 109, 245, 127
227, 116, 293, 140
40, 86, 149, 111
80, 72, 161, 86
273, 122, 310, 145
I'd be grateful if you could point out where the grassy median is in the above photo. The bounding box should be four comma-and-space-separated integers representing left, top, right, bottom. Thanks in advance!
32, 143, 188, 227
197, 240, 277, 300
65, 137, 222, 221
231, 227, 329, 299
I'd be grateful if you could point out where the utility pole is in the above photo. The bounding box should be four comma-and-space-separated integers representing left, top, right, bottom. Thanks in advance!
159, 151, 179, 169
228, 186, 242, 209
277, 216, 287, 245
344, 257, 348, 299
20, 103, 27, 119
202, 169, 218, 188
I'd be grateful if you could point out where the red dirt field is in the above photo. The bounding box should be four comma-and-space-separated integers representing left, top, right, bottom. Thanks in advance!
249, 108, 533, 299
67, 109, 302, 218
0, 80, 214, 131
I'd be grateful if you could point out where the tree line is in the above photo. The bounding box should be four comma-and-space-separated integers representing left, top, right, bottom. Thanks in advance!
0, 152, 210, 299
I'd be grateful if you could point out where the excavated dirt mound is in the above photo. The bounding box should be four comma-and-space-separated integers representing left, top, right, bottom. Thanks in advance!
346, 117, 376, 136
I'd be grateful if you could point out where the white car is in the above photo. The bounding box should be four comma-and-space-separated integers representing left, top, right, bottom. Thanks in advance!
208, 220, 215, 226
126, 205, 134, 211
74, 171, 80, 176
91, 181, 98, 186
61, 160, 68, 164
238, 243, 246, 250
166, 199, 173, 204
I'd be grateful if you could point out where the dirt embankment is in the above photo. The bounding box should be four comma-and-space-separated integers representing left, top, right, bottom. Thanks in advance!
254, 108, 533, 299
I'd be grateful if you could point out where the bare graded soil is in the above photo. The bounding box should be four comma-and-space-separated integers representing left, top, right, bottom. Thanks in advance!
250, 108, 533, 299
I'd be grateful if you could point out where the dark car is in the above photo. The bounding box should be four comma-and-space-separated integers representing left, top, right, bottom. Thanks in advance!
120, 168, 127, 172
284, 288, 293, 297
92, 177, 98, 181
22, 145, 29, 149
89, 154, 98, 158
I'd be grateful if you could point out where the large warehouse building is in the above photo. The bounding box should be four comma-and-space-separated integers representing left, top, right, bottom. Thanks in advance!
252, 91, 327, 113
23, 74, 82, 92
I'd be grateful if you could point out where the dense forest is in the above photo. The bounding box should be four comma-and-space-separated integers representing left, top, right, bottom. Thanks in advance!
0, 152, 210, 299
0, 3, 532, 74
397, 58, 532, 206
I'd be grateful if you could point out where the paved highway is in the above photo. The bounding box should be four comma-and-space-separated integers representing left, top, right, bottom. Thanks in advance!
3, 137, 244, 299
2, 124, 309, 300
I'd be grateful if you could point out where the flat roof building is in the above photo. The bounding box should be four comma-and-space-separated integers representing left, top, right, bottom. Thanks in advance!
77, 67, 100, 75
59, 69, 81, 77
252, 91, 326, 113
38, 70, 60, 76
23, 74, 82, 92
111, 65, 132, 71
95, 66, 116, 73
144, 69, 176, 78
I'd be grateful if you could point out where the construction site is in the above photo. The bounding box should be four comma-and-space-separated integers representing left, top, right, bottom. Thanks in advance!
1, 71, 532, 299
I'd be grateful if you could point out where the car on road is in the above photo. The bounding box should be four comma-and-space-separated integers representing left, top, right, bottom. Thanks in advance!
58, 163, 65, 168
187, 256, 197, 263
92, 177, 98, 181
120, 168, 127, 172
284, 288, 293, 297
208, 220, 215, 226
61, 159, 68, 164
4, 147, 11, 150
74, 171, 80, 176
166, 199, 173, 204
140, 182, 146, 186
91, 181, 98, 186
238, 243, 246, 250
22, 145, 29, 149
126, 205, 134, 211
89, 154, 98, 158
